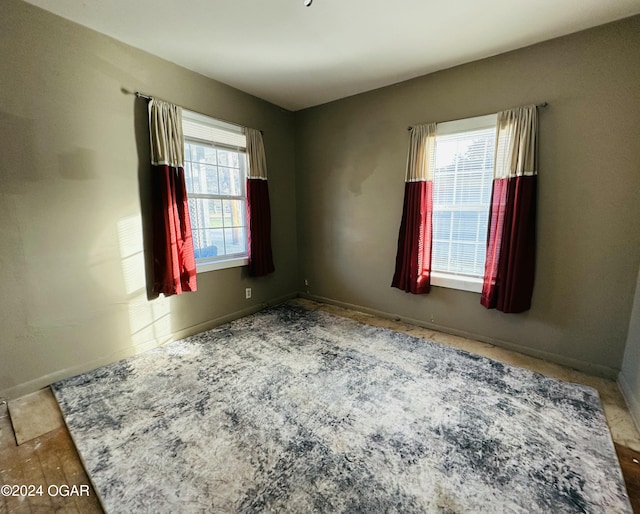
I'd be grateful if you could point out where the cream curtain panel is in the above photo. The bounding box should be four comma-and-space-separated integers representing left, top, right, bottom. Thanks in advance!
149, 99, 184, 168
246, 128, 268, 180
405, 123, 436, 182
494, 106, 538, 179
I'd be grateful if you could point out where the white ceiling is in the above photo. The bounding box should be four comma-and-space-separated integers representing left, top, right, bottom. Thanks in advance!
24, 0, 640, 111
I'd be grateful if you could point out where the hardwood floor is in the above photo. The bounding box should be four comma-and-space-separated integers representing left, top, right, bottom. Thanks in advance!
0, 409, 103, 513
617, 443, 640, 513
2, 406, 640, 513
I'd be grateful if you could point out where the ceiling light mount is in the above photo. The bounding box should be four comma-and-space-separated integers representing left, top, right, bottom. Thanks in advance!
304, 0, 313, 6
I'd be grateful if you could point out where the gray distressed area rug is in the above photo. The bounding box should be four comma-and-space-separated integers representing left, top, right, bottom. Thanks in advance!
53, 303, 631, 513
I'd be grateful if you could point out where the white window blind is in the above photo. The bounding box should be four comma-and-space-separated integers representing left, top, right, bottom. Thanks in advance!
182, 110, 246, 149
432, 114, 496, 284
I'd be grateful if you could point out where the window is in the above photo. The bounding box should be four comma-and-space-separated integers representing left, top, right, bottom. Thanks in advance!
431, 114, 497, 293
182, 111, 248, 272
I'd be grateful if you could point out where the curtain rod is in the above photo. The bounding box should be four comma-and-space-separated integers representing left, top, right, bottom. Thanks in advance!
406, 102, 548, 131
130, 90, 263, 134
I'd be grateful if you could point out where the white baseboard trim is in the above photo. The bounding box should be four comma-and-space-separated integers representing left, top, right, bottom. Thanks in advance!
301, 293, 619, 380
0, 292, 297, 401
618, 371, 640, 433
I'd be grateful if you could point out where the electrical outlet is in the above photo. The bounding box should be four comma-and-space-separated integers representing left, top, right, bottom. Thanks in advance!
304, 279, 309, 286
245, 288, 252, 299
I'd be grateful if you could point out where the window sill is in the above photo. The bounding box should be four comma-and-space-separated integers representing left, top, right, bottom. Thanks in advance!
196, 257, 248, 273
431, 272, 483, 293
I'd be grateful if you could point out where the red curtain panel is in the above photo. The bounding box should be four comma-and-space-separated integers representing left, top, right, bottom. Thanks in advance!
392, 181, 433, 294
481, 106, 538, 313
247, 178, 275, 277
151, 164, 197, 296
245, 128, 275, 277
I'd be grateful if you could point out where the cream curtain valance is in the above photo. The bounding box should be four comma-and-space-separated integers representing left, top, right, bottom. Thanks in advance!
148, 99, 184, 168
494, 105, 538, 180
246, 128, 268, 180
405, 123, 436, 182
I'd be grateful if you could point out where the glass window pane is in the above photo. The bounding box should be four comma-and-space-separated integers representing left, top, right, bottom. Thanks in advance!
452, 212, 479, 242
184, 162, 194, 193
193, 198, 222, 229
218, 167, 233, 195
222, 199, 246, 228
196, 228, 224, 258
202, 146, 216, 165
183, 127, 248, 262
432, 123, 495, 277
432, 211, 452, 240
188, 198, 199, 229
197, 162, 209, 195
432, 242, 450, 271
230, 168, 242, 195
224, 227, 247, 255
449, 243, 476, 274
200, 164, 219, 195
457, 173, 484, 204
217, 149, 232, 167
193, 144, 205, 162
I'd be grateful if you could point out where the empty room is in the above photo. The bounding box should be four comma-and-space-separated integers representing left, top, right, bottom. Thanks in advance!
2, 0, 640, 511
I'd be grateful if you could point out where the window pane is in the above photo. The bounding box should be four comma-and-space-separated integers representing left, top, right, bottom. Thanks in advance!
452, 211, 480, 242
432, 122, 495, 278
230, 168, 242, 195
202, 146, 216, 165
219, 167, 234, 195
184, 162, 194, 193
433, 171, 455, 205
457, 172, 484, 204
222, 199, 245, 228
224, 227, 247, 255
192, 144, 205, 162
194, 228, 224, 259
432, 211, 452, 240
183, 123, 248, 262
191, 198, 222, 229
191, 162, 205, 194
217, 149, 234, 167
432, 242, 450, 271
188, 198, 199, 228
201, 164, 219, 195
449, 242, 477, 274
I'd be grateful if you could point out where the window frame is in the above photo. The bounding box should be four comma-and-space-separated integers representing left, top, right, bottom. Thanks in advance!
430, 113, 497, 294
182, 110, 249, 273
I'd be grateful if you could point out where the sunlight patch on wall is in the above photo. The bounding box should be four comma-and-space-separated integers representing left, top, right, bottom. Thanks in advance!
117, 215, 146, 295
118, 215, 172, 347
127, 293, 172, 347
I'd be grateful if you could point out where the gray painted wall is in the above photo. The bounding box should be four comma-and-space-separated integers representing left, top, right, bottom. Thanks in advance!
0, 0, 298, 398
2, 0, 639, 399
294, 16, 640, 378
621, 267, 640, 428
